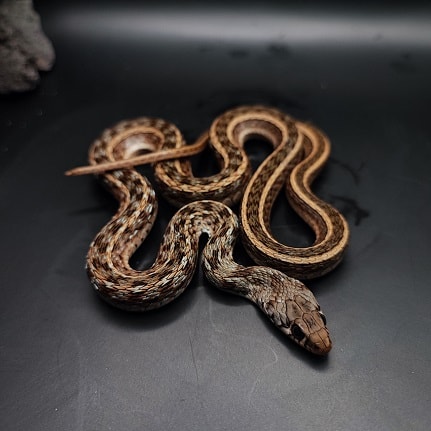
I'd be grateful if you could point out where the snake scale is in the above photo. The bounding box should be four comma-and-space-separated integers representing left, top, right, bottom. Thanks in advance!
67, 105, 349, 355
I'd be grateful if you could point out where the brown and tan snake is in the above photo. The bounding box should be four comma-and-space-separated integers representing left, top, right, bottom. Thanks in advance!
66, 105, 349, 355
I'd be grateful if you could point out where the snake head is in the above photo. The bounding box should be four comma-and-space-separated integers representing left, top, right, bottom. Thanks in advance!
255, 270, 332, 356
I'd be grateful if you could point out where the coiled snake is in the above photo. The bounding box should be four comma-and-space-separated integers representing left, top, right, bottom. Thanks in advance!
67, 106, 349, 355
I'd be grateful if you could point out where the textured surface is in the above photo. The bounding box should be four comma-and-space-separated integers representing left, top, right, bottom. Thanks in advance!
0, 0, 54, 94
1, 2, 431, 430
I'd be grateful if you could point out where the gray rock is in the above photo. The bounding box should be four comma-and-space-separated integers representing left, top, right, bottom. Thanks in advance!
0, 0, 55, 94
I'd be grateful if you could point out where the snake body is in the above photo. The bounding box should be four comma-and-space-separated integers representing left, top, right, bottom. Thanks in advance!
83, 106, 349, 355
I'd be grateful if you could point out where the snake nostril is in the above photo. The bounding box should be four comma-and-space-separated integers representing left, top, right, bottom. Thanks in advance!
291, 324, 305, 341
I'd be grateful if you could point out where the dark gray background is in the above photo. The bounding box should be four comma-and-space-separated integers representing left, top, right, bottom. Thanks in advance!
1, 1, 430, 430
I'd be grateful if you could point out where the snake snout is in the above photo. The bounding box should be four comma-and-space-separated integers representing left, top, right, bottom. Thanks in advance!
307, 326, 332, 356
301, 310, 332, 355
277, 310, 332, 356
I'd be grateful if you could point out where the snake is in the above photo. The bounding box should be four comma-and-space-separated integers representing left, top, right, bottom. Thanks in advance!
67, 105, 349, 355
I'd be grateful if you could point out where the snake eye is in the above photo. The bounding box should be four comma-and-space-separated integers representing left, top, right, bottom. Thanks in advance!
291, 324, 305, 341
319, 312, 327, 325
